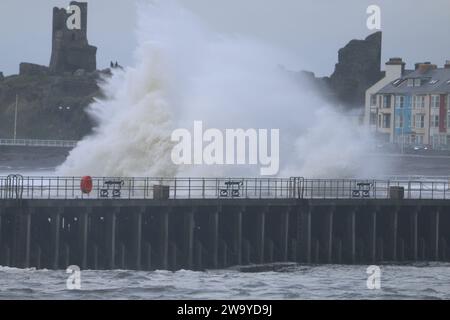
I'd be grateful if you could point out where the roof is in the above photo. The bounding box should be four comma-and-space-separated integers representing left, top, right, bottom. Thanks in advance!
377, 67, 450, 95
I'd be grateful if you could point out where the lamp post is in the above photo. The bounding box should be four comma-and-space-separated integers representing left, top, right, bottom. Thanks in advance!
13, 94, 18, 141
401, 116, 404, 154
400, 106, 405, 154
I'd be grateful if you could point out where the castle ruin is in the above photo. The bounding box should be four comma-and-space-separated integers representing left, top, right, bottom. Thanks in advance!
49, 1, 97, 74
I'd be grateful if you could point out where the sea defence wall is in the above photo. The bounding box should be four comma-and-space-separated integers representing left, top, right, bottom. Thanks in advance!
0, 177, 449, 270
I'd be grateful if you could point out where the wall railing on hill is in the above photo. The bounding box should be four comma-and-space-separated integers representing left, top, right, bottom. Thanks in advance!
0, 139, 77, 148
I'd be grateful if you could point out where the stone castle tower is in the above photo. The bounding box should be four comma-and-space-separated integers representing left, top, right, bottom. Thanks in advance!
49, 1, 97, 74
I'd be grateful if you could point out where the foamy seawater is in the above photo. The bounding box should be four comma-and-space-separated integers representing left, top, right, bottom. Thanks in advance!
1, 264, 449, 300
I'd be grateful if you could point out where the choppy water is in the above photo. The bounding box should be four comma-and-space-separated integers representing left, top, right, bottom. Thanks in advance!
1, 263, 449, 300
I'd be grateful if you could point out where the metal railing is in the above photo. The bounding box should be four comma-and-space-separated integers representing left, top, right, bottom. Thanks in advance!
300, 179, 450, 200
0, 176, 449, 200
0, 177, 303, 200
0, 139, 77, 148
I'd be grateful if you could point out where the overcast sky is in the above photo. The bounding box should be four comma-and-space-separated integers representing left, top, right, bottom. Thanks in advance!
1, 0, 450, 76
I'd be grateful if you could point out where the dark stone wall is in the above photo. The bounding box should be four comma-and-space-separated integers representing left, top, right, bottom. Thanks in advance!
19, 63, 50, 77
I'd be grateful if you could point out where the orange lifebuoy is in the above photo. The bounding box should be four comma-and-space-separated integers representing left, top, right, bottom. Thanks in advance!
80, 176, 93, 194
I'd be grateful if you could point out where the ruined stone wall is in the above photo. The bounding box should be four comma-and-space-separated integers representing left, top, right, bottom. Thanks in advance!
298, 31, 384, 109
49, 1, 97, 74
329, 31, 383, 108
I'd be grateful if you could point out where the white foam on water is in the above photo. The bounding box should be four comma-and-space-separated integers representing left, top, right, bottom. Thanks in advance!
57, 0, 382, 178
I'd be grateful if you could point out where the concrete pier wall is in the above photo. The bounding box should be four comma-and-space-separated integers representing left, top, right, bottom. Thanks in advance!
0, 199, 449, 270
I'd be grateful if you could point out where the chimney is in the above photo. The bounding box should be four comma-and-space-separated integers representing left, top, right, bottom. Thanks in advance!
445, 60, 450, 69
416, 62, 437, 74
385, 57, 405, 78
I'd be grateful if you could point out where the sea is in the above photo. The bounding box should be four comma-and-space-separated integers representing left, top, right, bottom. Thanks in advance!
1, 263, 450, 300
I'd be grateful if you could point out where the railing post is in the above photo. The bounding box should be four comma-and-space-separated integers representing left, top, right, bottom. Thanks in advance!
444, 181, 447, 200
202, 178, 205, 199
245, 180, 248, 199
174, 178, 177, 199
38, 177, 42, 198
259, 180, 262, 199
275, 179, 277, 199
56, 177, 60, 199
72, 177, 75, 199
128, 178, 132, 200
372, 180, 376, 198
420, 182, 422, 199
408, 181, 411, 199
431, 182, 434, 199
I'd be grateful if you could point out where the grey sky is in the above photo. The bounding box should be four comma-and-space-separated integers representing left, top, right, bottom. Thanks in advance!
1, 0, 450, 76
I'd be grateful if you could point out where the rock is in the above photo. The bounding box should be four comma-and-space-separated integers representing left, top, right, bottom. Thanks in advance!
329, 31, 383, 107
0, 72, 103, 140
300, 31, 384, 109
49, 2, 97, 74
19, 63, 50, 76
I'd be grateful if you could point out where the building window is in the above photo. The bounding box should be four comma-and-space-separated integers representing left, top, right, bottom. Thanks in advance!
431, 95, 440, 109
447, 113, 450, 130
414, 78, 422, 87
414, 114, 425, 129
383, 95, 391, 108
447, 95, 450, 128
407, 78, 424, 87
395, 114, 404, 128
441, 135, 447, 145
370, 94, 377, 107
413, 95, 426, 109
432, 115, 440, 128
383, 114, 391, 128
395, 95, 405, 108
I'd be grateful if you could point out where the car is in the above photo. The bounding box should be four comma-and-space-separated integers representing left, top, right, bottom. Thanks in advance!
411, 145, 429, 152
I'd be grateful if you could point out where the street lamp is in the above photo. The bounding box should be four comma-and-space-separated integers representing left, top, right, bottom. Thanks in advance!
13, 94, 18, 141
401, 108, 405, 154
